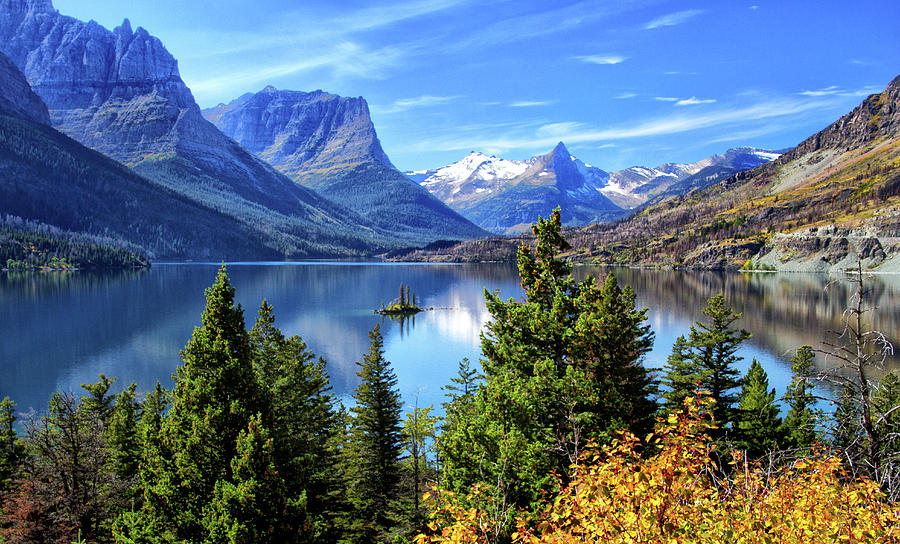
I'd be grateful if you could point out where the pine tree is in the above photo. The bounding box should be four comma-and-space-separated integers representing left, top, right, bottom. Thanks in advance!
401, 403, 439, 536
661, 294, 750, 429
439, 209, 657, 539
735, 359, 781, 458
203, 414, 294, 544
138, 265, 266, 541
441, 358, 481, 404
0, 397, 21, 491
780, 345, 819, 450
107, 383, 141, 488
249, 300, 343, 543
344, 325, 403, 544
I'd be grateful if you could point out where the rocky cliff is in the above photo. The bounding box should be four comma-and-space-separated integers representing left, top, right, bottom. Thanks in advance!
204, 86, 486, 242
203, 87, 394, 177
0, 50, 277, 259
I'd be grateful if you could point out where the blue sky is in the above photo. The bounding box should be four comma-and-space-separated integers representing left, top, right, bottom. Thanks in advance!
53, 0, 900, 171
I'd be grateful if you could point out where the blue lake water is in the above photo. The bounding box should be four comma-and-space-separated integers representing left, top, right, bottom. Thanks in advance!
1, 263, 897, 417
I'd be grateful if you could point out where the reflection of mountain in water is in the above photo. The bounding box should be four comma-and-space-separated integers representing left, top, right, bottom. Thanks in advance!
6, 263, 890, 417
0, 263, 522, 414
579, 267, 900, 375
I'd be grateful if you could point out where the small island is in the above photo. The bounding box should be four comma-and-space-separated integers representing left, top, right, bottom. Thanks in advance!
375, 283, 424, 316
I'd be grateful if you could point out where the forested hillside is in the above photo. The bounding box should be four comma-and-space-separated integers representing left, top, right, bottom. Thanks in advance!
0, 216, 149, 270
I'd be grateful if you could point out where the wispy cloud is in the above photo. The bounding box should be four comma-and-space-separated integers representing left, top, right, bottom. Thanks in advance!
188, 42, 407, 96
675, 96, 716, 106
798, 85, 881, 97
655, 96, 679, 102
708, 124, 786, 144
615, 92, 638, 99
643, 9, 705, 30
575, 54, 626, 65
537, 122, 584, 137
373, 94, 460, 114
799, 85, 840, 97
409, 96, 837, 154
510, 100, 553, 108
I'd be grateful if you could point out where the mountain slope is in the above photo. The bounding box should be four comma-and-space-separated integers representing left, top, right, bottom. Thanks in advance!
409, 143, 623, 233
409, 143, 779, 233
0, 51, 276, 259
569, 75, 900, 271
0, 0, 397, 257
203, 87, 486, 243
389, 76, 900, 271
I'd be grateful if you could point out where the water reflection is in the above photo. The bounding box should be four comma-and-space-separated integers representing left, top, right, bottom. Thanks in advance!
1, 263, 896, 419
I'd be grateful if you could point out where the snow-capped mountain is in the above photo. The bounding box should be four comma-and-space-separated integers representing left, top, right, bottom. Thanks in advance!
406, 145, 782, 233
406, 151, 536, 205
405, 143, 621, 233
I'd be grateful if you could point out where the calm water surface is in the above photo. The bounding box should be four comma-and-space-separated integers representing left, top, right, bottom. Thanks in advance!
1, 263, 897, 416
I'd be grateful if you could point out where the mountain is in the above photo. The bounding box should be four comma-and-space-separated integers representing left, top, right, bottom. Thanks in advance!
0, 50, 278, 259
408, 143, 779, 233
407, 143, 621, 233
603, 147, 782, 208
203, 87, 486, 243
399, 76, 900, 271
0, 0, 401, 257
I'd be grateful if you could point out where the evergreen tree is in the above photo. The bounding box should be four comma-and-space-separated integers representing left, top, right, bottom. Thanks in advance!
0, 397, 21, 491
80, 373, 116, 423
249, 300, 343, 543
203, 414, 295, 544
344, 325, 403, 544
107, 383, 141, 488
439, 209, 656, 538
137, 265, 267, 541
441, 358, 481, 404
780, 346, 820, 450
661, 294, 750, 429
735, 359, 781, 458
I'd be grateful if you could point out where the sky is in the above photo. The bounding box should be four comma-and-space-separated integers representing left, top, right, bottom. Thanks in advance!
52, 0, 900, 172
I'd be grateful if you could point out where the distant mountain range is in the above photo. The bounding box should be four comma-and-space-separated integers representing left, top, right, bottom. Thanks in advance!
406, 143, 781, 233
203, 87, 485, 242
0, 0, 483, 259
393, 75, 900, 273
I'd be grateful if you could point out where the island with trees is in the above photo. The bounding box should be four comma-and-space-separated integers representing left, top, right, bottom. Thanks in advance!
376, 283, 425, 316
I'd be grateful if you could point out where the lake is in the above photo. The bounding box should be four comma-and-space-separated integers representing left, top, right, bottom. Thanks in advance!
1, 263, 898, 417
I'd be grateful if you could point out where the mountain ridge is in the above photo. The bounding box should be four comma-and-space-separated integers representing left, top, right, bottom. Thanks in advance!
203, 86, 487, 242
408, 143, 780, 233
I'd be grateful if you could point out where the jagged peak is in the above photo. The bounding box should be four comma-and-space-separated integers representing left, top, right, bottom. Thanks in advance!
11, 0, 54, 13
553, 141, 570, 156
263, 85, 277, 93
115, 18, 132, 37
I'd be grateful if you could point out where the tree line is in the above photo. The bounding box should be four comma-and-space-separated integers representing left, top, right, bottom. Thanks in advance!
0, 210, 897, 543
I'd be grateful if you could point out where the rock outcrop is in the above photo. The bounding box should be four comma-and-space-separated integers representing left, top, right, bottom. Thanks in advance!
203, 87, 394, 177
204, 86, 486, 242
0, 50, 276, 259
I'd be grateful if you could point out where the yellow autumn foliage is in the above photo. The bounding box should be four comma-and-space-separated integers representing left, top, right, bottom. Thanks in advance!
418, 394, 900, 544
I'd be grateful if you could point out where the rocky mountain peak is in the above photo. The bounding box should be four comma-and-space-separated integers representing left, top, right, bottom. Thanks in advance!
782, 74, 900, 162
203, 87, 395, 175
5, 0, 54, 14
